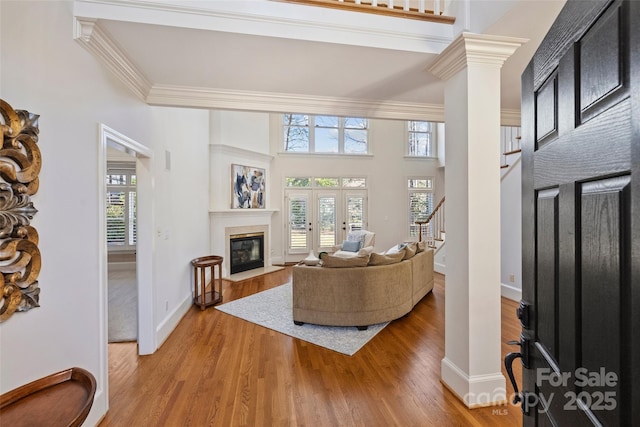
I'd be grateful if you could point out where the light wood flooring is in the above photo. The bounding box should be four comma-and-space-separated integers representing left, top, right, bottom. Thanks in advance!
101, 268, 523, 426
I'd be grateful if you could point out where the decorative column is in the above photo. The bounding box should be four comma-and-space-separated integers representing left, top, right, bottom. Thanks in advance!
429, 33, 526, 407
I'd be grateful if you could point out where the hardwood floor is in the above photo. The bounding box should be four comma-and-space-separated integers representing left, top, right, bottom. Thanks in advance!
101, 269, 523, 426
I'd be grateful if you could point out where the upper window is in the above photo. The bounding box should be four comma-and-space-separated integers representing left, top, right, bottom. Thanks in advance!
407, 121, 435, 157
286, 177, 367, 188
283, 114, 368, 154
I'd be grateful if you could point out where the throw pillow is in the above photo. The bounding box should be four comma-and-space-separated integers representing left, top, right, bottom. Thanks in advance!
403, 242, 417, 260
368, 250, 405, 266
346, 231, 367, 248
341, 240, 361, 252
321, 253, 370, 268
416, 241, 427, 253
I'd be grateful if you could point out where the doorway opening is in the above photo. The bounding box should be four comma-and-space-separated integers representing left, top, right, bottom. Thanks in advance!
98, 124, 154, 400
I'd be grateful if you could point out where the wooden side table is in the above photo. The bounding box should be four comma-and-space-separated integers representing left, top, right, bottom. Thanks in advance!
190, 255, 223, 310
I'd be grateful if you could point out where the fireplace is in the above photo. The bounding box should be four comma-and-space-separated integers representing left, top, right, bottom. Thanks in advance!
229, 232, 264, 274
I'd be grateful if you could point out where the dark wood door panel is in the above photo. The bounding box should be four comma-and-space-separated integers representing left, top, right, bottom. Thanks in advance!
533, 99, 631, 189
520, 0, 638, 425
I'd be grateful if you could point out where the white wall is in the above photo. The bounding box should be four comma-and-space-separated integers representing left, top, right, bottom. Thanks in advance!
270, 115, 443, 257
0, 2, 210, 425
206, 112, 443, 261
500, 159, 522, 300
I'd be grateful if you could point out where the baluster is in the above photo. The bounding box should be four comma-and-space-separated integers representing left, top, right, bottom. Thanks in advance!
404, 0, 410, 11
434, 0, 441, 15
388, 0, 394, 9
372, 0, 378, 6
355, 0, 361, 4
419, 0, 425, 13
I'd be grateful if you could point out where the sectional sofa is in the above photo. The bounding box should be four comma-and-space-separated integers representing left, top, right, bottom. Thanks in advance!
292, 247, 434, 329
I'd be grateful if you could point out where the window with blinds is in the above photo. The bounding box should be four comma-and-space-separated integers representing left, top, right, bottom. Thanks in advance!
288, 195, 308, 249
408, 178, 434, 237
107, 162, 136, 250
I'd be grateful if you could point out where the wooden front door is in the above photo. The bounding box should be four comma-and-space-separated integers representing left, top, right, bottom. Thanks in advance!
506, 0, 640, 425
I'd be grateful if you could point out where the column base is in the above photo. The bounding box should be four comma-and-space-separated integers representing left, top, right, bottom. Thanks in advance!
441, 357, 507, 408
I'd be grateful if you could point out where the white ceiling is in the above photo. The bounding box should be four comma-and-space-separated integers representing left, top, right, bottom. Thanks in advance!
81, 0, 566, 119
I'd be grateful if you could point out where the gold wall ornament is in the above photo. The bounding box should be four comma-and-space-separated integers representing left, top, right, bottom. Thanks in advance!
0, 99, 42, 322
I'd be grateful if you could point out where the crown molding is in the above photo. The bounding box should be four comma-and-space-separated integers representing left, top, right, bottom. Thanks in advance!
74, 0, 453, 54
73, 17, 152, 101
147, 85, 446, 122
428, 32, 528, 81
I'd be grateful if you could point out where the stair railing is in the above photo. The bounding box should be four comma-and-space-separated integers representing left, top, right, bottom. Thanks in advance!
418, 196, 444, 248
275, 0, 456, 23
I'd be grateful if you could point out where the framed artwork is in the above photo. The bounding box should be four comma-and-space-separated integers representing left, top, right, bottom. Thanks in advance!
231, 164, 265, 209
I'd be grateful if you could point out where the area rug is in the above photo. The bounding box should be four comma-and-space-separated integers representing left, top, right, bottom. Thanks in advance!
108, 265, 137, 342
215, 283, 388, 356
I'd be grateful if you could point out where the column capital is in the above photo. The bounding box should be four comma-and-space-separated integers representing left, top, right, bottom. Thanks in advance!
429, 32, 528, 81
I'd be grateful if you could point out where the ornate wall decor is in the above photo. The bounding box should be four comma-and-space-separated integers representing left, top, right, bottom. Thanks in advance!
0, 99, 42, 322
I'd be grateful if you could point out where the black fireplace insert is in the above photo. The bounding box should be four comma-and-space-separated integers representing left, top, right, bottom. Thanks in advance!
229, 232, 264, 274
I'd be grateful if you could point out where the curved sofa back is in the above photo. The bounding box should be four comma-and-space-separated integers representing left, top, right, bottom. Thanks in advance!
292, 248, 434, 327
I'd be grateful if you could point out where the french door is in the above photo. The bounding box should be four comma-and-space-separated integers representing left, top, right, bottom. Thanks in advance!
285, 189, 367, 261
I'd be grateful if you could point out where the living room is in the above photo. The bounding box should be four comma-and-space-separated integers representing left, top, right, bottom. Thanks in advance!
0, 1, 564, 425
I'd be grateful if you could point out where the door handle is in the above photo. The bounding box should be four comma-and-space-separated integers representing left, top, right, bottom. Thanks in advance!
504, 339, 537, 416
504, 347, 523, 405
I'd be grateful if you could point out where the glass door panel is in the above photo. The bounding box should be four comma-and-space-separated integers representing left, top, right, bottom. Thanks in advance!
316, 191, 338, 252
286, 191, 311, 255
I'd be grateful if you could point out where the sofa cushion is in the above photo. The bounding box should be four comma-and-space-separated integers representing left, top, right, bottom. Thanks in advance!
368, 250, 405, 266
322, 253, 370, 268
403, 242, 417, 260
341, 240, 361, 252
416, 240, 427, 253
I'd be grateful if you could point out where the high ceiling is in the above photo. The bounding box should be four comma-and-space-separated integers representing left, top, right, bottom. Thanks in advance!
77, 0, 566, 120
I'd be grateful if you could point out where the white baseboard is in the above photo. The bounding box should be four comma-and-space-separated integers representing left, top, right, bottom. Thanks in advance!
434, 262, 446, 275
85, 388, 107, 426
156, 293, 192, 348
441, 357, 507, 408
271, 255, 284, 265
500, 283, 522, 302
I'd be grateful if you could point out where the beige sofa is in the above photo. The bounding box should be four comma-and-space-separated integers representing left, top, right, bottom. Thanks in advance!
292, 248, 434, 329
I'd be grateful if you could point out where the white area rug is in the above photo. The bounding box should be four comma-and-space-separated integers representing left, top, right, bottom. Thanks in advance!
215, 283, 388, 356
108, 265, 137, 342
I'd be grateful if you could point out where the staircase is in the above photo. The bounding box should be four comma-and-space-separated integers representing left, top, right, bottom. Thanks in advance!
419, 196, 446, 273
422, 126, 522, 276
500, 127, 522, 180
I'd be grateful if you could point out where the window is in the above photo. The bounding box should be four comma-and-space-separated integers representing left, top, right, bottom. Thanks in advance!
407, 121, 435, 157
285, 177, 367, 189
107, 163, 136, 249
283, 114, 368, 154
408, 178, 433, 238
